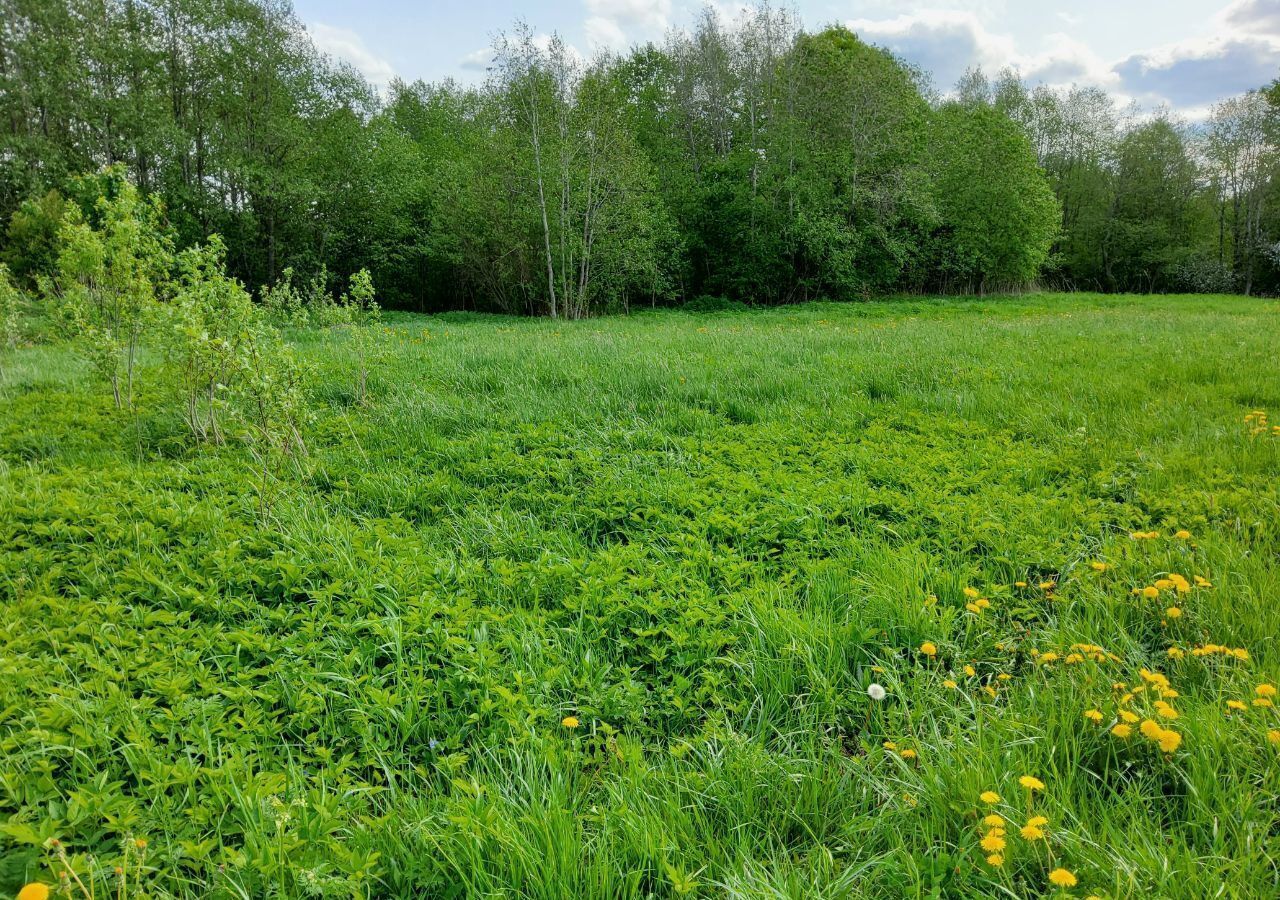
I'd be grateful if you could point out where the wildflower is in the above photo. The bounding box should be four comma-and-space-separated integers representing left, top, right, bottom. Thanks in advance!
964, 587, 980, 599
1049, 868, 1078, 888
1112, 723, 1133, 738
1154, 701, 1178, 720
1119, 710, 1139, 724
561, 716, 580, 728
964, 665, 977, 677
1019, 775, 1045, 792
980, 833, 1007, 853
966, 602, 981, 614
980, 791, 1001, 804
1165, 607, 1182, 619
1020, 824, 1046, 840
1141, 586, 1159, 599
1254, 698, 1274, 708
1167, 646, 1185, 659
1227, 700, 1247, 712
883, 741, 897, 750
1268, 730, 1280, 746
1158, 729, 1182, 753
1139, 719, 1163, 740
986, 853, 1004, 867
900, 749, 917, 760
1038, 580, 1055, 591
1168, 574, 1190, 593
1015, 581, 1027, 588
982, 814, 1004, 827
1154, 578, 1174, 590
1257, 684, 1277, 698
1090, 561, 1109, 572
1175, 530, 1191, 539
920, 641, 938, 657
18, 886, 51, 900
943, 679, 958, 689
1084, 709, 1103, 723
1027, 815, 1048, 827
868, 683, 887, 701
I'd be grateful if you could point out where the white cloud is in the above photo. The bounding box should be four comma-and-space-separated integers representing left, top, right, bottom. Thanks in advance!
308, 23, 396, 91
1220, 0, 1280, 36
459, 47, 495, 72
582, 0, 671, 52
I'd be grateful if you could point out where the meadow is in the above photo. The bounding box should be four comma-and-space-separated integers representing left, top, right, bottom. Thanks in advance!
2, 292, 1279, 898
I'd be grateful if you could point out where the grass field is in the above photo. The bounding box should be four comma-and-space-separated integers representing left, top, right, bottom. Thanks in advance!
2, 293, 1279, 898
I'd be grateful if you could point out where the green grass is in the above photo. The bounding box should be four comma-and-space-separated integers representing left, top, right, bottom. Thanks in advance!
2, 292, 1279, 898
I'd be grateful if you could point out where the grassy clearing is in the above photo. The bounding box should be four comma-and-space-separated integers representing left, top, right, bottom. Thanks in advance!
2, 292, 1279, 898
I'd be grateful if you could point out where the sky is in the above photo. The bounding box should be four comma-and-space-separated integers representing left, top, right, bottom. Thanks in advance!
291, 0, 1280, 117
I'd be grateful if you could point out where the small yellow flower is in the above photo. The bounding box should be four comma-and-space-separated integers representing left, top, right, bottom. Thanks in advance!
920, 641, 938, 657
982, 814, 1004, 827
1049, 868, 1078, 888
883, 741, 897, 750
1027, 815, 1048, 827
1257, 684, 1277, 698
1019, 775, 1045, 792
1020, 824, 1046, 840
900, 748, 917, 760
964, 587, 980, 599
1227, 700, 1247, 712
1165, 607, 1182, 619
986, 853, 1004, 867
561, 716, 580, 728
980, 833, 1007, 853
1158, 730, 1182, 753
1119, 710, 1139, 724
1141, 586, 1160, 599
964, 664, 977, 677
1154, 578, 1174, 590
18, 885, 51, 900
1015, 580, 1027, 587
1254, 698, 1274, 708
1174, 529, 1191, 539
980, 790, 1001, 804
1090, 561, 1109, 572
1111, 723, 1133, 738
1268, 730, 1280, 746
1084, 709, 1103, 723
943, 679, 958, 689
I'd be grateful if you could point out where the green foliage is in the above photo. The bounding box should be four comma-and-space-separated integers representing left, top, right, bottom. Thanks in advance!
341, 268, 379, 404
2, 190, 69, 287
43, 168, 172, 409
0, 263, 20, 356
928, 102, 1061, 289
2, 295, 1279, 897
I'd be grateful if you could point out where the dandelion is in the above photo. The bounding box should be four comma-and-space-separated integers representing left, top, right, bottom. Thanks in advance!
562, 716, 580, 728
17, 885, 51, 900
964, 587, 980, 599
986, 853, 1004, 867
920, 641, 938, 657
980, 790, 1001, 804
1257, 684, 1277, 698
1027, 815, 1048, 827
1112, 723, 1133, 738
1255, 698, 1274, 708
1227, 700, 1247, 713
1090, 561, 1109, 572
1019, 775, 1045, 792
1049, 868, 1078, 888
1158, 729, 1182, 753
1141, 586, 1160, 599
868, 683, 887, 701
1020, 824, 1046, 840
1084, 709, 1103, 723
1268, 730, 1280, 746
982, 814, 1004, 827
1165, 607, 1182, 619
1175, 529, 1191, 539
943, 679, 958, 689
980, 833, 1007, 853
964, 664, 977, 677
1015, 581, 1028, 587
1139, 719, 1163, 739
900, 748, 917, 760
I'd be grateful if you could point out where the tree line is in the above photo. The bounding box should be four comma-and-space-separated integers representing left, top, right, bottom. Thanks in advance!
2, 0, 1278, 316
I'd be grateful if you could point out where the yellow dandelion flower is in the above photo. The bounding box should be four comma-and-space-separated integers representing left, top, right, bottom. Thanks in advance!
1084, 709, 1103, 723
980, 833, 1007, 853
1227, 700, 1247, 712
966, 602, 981, 614
1049, 868, 1078, 888
561, 716, 580, 728
1019, 775, 1045, 791
1175, 529, 1191, 539
1154, 578, 1174, 590
920, 641, 938, 657
1257, 684, 1277, 698
1165, 607, 1182, 618
1015, 580, 1027, 587
943, 679, 958, 689
1158, 729, 1182, 753
980, 791, 1001, 804
1139, 719, 1163, 739
1119, 710, 1139, 724
986, 853, 1004, 867
1254, 698, 1274, 708
1141, 586, 1160, 599
982, 814, 1004, 827
1111, 723, 1132, 738
1268, 730, 1280, 746
1027, 815, 1048, 827
1020, 824, 1046, 840
883, 741, 898, 750
18, 886, 51, 900
964, 587, 980, 599
900, 749, 917, 760
964, 664, 977, 677
1090, 561, 1109, 572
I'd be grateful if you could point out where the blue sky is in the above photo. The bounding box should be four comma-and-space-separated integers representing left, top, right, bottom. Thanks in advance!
292, 0, 1280, 115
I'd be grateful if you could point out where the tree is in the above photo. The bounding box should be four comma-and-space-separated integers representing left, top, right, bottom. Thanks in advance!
928, 102, 1059, 290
